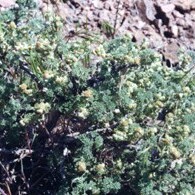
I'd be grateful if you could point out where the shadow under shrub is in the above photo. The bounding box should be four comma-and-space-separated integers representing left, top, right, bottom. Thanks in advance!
0, 2, 195, 195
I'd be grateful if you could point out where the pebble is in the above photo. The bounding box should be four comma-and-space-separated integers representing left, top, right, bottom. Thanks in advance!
171, 25, 178, 37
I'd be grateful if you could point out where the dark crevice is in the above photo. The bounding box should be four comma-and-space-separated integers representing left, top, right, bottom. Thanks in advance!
154, 5, 169, 26
164, 31, 173, 38
132, 36, 137, 42
69, 0, 80, 8
175, 6, 188, 15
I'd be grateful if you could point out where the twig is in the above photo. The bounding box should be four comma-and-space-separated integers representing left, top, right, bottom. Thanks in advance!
19, 59, 43, 90
65, 125, 115, 140
0, 187, 7, 195
0, 161, 10, 179
112, 0, 121, 38
20, 159, 28, 189
5, 182, 11, 195
0, 148, 33, 156
0, 162, 12, 195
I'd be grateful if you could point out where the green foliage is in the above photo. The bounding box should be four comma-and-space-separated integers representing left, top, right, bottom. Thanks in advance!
0, 3, 195, 195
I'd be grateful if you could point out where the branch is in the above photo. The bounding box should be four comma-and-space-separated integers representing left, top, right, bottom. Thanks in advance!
112, 0, 121, 38
0, 148, 33, 156
0, 187, 7, 195
19, 59, 43, 90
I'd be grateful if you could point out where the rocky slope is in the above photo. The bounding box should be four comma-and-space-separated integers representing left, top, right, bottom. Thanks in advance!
1, 0, 195, 66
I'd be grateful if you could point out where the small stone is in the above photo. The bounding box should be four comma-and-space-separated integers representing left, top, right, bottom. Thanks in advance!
173, 10, 184, 18
104, 1, 113, 10
150, 33, 164, 49
136, 0, 156, 22
41, 3, 54, 13
191, 11, 195, 21
93, 9, 100, 17
191, 1, 195, 9
160, 4, 175, 13
0, 0, 16, 8
176, 18, 185, 26
99, 10, 111, 22
171, 25, 178, 37
93, 1, 104, 9
137, 20, 146, 29
163, 42, 180, 66
173, 0, 191, 11
132, 30, 145, 44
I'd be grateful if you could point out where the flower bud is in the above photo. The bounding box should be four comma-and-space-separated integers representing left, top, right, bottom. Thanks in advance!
96, 163, 105, 174
170, 146, 181, 159
77, 161, 87, 172
82, 89, 93, 98
9, 21, 16, 29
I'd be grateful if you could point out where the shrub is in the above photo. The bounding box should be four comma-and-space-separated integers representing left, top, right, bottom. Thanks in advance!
0, 2, 194, 194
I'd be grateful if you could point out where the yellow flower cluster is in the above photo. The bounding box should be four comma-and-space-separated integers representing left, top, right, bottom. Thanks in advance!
78, 107, 89, 119
96, 163, 106, 174
9, 21, 17, 29
19, 83, 33, 95
34, 102, 51, 114
43, 70, 55, 79
125, 81, 138, 94
170, 146, 181, 159
82, 89, 93, 98
19, 116, 30, 126
55, 75, 68, 84
76, 161, 87, 172
94, 45, 106, 57
15, 42, 32, 51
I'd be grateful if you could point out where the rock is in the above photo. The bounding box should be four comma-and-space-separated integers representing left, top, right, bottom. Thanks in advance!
143, 0, 156, 21
160, 4, 175, 13
173, 0, 191, 11
86, 11, 95, 22
173, 10, 184, 18
37, 0, 195, 59
136, 0, 156, 22
99, 10, 111, 22
189, 40, 195, 49
118, 9, 126, 19
191, 11, 195, 21
191, 1, 195, 9
120, 17, 131, 31
41, 3, 54, 13
148, 30, 164, 49
176, 18, 185, 26
142, 23, 162, 45
93, 9, 100, 17
184, 13, 194, 27
0, 0, 15, 7
163, 42, 180, 66
131, 28, 145, 44
104, 1, 114, 10
93, 1, 104, 9
137, 20, 146, 29
0, 0, 16, 10
171, 25, 179, 37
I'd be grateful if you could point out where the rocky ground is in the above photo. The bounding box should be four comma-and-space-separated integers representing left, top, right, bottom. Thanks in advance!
1, 0, 195, 66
